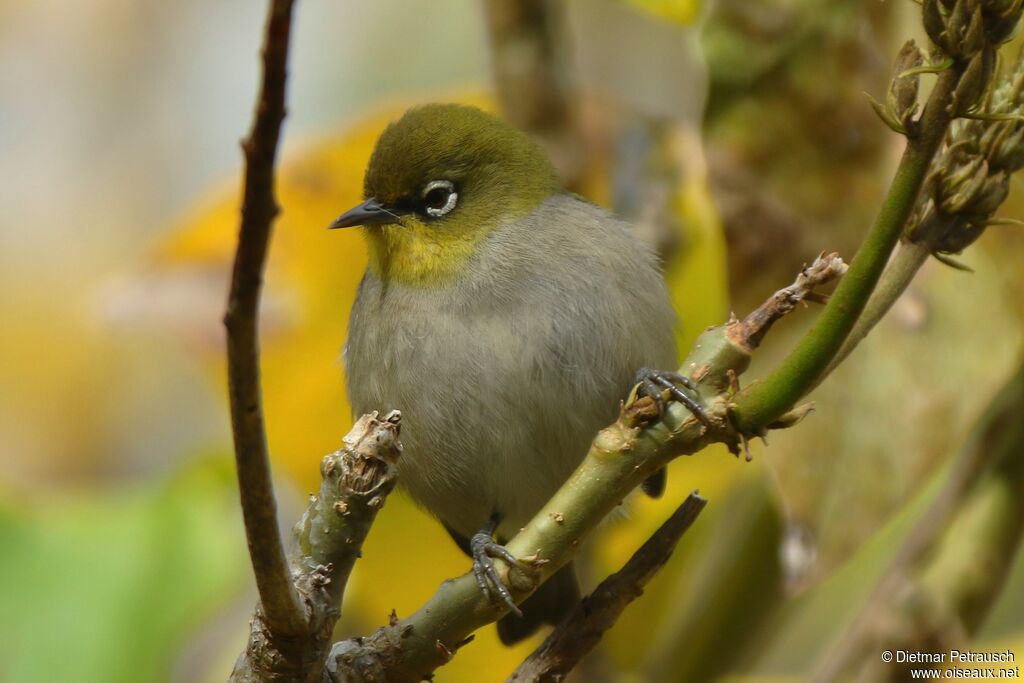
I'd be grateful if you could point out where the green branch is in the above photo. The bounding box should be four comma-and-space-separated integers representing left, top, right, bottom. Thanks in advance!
730, 67, 962, 432
821, 240, 931, 380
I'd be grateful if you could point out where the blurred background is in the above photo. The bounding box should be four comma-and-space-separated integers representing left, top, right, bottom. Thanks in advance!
1, 0, 1023, 681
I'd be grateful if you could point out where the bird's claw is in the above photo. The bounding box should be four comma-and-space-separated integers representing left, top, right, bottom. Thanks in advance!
635, 367, 711, 427
470, 520, 523, 617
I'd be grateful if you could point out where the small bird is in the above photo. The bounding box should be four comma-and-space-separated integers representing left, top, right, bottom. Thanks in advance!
332, 104, 705, 644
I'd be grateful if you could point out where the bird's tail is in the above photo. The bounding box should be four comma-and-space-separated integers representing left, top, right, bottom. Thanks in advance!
497, 562, 580, 645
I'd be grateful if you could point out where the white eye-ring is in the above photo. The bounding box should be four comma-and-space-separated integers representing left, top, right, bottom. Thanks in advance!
421, 179, 458, 218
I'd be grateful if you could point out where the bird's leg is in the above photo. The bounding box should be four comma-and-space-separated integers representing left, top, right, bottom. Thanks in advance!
471, 512, 524, 616
634, 367, 711, 426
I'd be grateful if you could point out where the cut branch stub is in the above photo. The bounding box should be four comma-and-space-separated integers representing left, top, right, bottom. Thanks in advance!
232, 412, 403, 683
338, 409, 402, 492
295, 411, 402, 601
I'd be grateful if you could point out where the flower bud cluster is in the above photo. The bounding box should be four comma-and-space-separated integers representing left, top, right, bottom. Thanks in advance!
923, 0, 1023, 115
908, 56, 1024, 254
924, 0, 1020, 60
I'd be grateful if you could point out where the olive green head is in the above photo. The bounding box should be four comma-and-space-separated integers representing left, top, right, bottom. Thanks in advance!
330, 104, 560, 285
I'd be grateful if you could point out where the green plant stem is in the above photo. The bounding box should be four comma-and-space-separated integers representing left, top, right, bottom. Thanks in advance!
730, 67, 962, 433
820, 240, 931, 382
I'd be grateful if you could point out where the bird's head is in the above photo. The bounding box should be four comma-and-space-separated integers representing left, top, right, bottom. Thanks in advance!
329, 104, 559, 285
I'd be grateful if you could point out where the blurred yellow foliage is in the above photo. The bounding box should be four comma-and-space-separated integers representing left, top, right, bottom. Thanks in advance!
156, 104, 403, 488
622, 0, 701, 25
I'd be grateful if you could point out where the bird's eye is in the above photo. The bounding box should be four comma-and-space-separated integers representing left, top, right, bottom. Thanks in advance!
420, 180, 458, 218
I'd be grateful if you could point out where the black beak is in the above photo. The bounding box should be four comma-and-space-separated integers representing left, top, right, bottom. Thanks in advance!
328, 197, 401, 229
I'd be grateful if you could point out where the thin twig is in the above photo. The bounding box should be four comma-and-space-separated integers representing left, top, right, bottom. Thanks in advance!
507, 493, 707, 683
730, 252, 848, 351
223, 0, 304, 637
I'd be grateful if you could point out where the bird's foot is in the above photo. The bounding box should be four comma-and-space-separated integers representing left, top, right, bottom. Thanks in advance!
634, 367, 711, 426
471, 514, 523, 617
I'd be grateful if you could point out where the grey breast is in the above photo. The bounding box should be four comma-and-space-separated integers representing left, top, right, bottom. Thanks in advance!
344, 193, 677, 538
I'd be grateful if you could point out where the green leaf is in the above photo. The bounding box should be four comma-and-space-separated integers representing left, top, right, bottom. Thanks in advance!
0, 456, 247, 683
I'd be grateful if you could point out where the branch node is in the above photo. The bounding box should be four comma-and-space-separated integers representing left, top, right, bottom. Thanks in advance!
766, 402, 816, 430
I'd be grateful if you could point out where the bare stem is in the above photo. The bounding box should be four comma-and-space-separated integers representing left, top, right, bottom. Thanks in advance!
223, 0, 304, 638
507, 493, 707, 683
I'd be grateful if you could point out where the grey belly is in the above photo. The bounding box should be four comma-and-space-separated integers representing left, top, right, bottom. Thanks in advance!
347, 307, 635, 540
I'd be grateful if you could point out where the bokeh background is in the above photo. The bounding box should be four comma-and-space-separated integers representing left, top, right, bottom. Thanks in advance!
1, 1, 1023, 681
